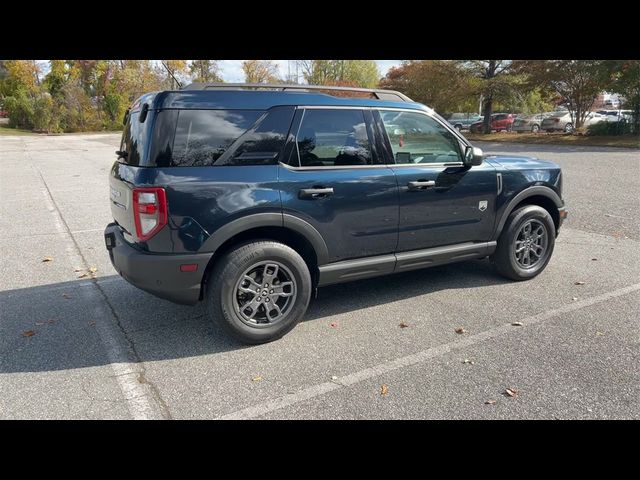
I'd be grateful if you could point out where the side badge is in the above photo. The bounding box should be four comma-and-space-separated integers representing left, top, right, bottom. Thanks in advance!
478, 200, 488, 212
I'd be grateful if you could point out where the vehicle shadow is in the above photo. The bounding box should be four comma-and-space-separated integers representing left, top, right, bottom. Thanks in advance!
0, 259, 509, 374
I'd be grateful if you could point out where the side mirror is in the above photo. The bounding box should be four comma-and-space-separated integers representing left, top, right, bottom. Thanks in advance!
464, 145, 484, 166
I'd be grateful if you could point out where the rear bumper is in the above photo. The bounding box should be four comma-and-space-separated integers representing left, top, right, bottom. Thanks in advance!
104, 223, 212, 305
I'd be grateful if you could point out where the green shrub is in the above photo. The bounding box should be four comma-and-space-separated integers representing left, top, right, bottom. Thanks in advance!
4, 92, 35, 129
586, 121, 633, 136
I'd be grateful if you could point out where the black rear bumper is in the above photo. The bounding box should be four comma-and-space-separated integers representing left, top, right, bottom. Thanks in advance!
104, 223, 212, 305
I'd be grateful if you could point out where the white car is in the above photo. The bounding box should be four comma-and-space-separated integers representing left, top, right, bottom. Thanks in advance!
541, 111, 607, 133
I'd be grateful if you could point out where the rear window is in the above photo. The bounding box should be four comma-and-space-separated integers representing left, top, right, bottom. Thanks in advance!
171, 110, 264, 167
119, 112, 147, 166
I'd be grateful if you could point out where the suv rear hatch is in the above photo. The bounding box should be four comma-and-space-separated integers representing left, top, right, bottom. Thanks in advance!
109, 97, 155, 244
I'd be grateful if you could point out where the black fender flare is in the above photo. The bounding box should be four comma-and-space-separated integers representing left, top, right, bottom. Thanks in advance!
198, 212, 329, 265
494, 186, 563, 237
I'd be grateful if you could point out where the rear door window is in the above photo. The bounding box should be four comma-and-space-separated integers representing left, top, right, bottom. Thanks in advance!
171, 110, 264, 166
293, 109, 374, 167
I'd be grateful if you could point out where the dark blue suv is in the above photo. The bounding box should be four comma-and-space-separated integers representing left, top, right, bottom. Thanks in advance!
104, 83, 567, 344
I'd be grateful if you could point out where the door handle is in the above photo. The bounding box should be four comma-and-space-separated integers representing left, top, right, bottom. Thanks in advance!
299, 187, 334, 199
407, 180, 436, 190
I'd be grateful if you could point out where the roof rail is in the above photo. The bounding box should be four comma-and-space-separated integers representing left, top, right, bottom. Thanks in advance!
182, 82, 413, 102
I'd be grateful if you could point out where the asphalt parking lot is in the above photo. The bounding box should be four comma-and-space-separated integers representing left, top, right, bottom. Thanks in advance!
1, 133, 638, 419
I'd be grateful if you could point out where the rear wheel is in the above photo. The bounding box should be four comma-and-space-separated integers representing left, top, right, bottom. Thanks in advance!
454, 124, 462, 131
492, 205, 556, 281
564, 123, 573, 133
532, 124, 540, 133
206, 241, 312, 344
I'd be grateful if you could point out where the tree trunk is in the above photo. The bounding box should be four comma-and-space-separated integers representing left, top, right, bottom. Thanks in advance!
482, 96, 493, 134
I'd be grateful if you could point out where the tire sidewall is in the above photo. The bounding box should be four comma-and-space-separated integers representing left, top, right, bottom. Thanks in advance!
500, 206, 556, 279
209, 242, 311, 344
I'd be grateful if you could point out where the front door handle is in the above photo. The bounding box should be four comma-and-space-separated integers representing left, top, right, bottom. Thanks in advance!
407, 180, 436, 190
299, 187, 334, 199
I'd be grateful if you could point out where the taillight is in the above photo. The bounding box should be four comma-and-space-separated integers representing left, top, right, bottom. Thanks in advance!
132, 187, 167, 241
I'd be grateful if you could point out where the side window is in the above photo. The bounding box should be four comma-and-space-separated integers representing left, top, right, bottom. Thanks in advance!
221, 106, 295, 166
294, 109, 373, 167
171, 110, 264, 167
379, 110, 462, 165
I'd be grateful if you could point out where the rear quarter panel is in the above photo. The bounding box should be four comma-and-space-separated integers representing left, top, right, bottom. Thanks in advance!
128, 165, 281, 253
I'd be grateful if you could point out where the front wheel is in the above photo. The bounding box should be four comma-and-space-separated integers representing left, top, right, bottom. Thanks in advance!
564, 123, 574, 133
532, 124, 540, 133
491, 205, 556, 281
206, 241, 312, 344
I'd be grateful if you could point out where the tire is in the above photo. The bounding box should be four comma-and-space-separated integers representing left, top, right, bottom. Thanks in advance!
532, 124, 540, 133
454, 124, 462, 132
491, 205, 556, 281
564, 123, 573, 133
205, 241, 312, 344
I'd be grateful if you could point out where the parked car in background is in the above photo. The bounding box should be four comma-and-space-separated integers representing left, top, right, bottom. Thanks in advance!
541, 111, 607, 133
445, 113, 483, 131
512, 113, 551, 133
596, 110, 633, 122
0, 109, 8, 118
469, 113, 515, 133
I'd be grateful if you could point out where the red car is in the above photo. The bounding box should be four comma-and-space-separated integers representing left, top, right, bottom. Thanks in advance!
469, 113, 515, 133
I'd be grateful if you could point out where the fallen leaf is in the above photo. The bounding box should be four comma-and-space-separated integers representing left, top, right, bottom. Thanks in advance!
47, 319, 56, 325
574, 281, 585, 285
74, 268, 83, 272
35, 322, 45, 326
572, 297, 578, 301
485, 400, 497, 405
77, 273, 88, 279
591, 258, 598, 261
251, 376, 263, 382
89, 267, 98, 273
511, 321, 524, 327
88, 321, 96, 327
596, 331, 605, 336
399, 322, 409, 328
330, 322, 338, 328
380, 384, 389, 396
504, 388, 518, 397
22, 330, 36, 337
62, 293, 71, 299
454, 327, 466, 334
462, 359, 475, 365
331, 376, 338, 381
42, 257, 53, 262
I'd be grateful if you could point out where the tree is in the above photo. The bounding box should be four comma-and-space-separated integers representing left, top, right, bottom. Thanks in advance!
380, 60, 477, 113
300, 60, 380, 88
460, 60, 525, 134
189, 60, 223, 83
606, 60, 640, 132
242, 60, 281, 83
529, 60, 613, 130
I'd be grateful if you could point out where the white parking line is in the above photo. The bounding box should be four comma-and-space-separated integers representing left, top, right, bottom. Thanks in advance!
29, 140, 165, 420
220, 282, 640, 420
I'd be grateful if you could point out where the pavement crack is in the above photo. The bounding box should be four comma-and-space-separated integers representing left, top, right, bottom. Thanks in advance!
28, 144, 171, 420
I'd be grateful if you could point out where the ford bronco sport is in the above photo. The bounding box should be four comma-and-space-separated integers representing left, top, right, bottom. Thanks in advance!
105, 83, 567, 344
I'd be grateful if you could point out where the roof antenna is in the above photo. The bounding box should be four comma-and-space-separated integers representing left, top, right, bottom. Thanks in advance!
161, 61, 183, 89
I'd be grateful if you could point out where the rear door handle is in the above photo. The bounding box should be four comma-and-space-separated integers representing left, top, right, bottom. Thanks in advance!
299, 187, 334, 199
407, 180, 436, 190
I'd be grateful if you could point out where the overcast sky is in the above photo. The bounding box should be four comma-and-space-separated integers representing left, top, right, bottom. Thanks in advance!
218, 60, 401, 82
